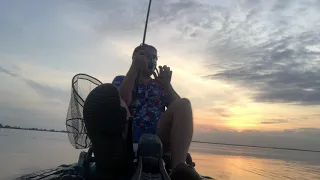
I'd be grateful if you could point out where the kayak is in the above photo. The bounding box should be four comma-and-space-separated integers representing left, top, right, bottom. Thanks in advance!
16, 164, 82, 180
16, 150, 88, 180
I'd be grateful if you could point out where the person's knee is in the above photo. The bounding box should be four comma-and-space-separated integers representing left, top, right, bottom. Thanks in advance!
176, 98, 192, 109
180, 98, 191, 106
168, 98, 192, 111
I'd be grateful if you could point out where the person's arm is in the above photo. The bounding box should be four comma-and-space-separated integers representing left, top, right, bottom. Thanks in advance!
166, 84, 181, 107
118, 66, 138, 105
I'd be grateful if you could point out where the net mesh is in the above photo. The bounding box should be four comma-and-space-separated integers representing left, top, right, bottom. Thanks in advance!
66, 73, 103, 149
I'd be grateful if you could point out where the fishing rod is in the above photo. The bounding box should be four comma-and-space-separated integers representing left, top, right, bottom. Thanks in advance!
142, 0, 152, 45
134, 0, 152, 106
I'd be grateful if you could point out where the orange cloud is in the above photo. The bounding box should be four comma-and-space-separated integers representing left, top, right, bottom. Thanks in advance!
207, 107, 232, 118
194, 123, 219, 133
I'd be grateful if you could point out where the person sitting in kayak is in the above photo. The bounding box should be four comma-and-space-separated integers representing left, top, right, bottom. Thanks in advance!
83, 44, 204, 180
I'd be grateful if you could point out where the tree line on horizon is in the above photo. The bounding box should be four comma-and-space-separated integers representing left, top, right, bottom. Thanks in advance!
0, 123, 67, 133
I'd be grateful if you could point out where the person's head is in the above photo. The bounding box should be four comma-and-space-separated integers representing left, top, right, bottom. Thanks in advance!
132, 44, 158, 76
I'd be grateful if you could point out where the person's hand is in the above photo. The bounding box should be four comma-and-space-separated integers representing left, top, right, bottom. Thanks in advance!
131, 49, 148, 72
153, 65, 172, 90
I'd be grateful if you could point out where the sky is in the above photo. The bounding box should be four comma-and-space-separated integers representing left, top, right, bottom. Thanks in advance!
1, 0, 320, 149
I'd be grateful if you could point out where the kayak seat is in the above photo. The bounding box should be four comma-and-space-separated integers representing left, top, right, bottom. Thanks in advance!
133, 143, 195, 170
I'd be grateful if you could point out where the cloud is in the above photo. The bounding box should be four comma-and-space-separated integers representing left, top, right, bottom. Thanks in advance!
0, 65, 71, 130
23, 79, 69, 103
202, 0, 320, 105
260, 119, 289, 124
0, 66, 18, 77
208, 107, 231, 118
207, 39, 320, 105
0, 65, 69, 103
194, 123, 219, 133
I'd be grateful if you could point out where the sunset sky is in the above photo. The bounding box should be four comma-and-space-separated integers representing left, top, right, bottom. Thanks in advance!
1, 0, 320, 148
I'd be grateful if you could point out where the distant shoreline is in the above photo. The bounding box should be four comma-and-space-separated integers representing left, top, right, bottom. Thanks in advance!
2, 123, 320, 153
0, 124, 67, 133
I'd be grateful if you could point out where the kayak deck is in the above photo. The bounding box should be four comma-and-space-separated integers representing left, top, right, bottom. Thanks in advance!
16, 164, 78, 180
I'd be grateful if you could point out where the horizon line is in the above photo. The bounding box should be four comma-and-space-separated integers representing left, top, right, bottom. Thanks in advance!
192, 140, 320, 153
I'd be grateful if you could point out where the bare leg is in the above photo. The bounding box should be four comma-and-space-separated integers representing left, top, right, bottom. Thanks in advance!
156, 98, 194, 169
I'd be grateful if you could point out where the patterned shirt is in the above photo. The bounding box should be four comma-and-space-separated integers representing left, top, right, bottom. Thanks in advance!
112, 75, 169, 143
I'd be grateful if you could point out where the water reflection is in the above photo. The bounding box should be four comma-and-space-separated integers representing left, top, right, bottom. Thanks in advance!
192, 153, 320, 180
1, 129, 320, 180
190, 143, 320, 166
0, 129, 82, 179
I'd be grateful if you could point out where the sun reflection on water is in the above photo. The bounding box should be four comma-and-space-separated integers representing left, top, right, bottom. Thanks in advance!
191, 152, 320, 180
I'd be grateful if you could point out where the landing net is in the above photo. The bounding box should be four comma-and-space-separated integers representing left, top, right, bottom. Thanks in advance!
66, 73, 102, 149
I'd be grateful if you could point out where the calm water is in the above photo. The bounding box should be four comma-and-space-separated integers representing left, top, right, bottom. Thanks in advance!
1, 129, 320, 180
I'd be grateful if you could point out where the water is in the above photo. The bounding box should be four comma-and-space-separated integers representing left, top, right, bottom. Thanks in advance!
1, 129, 320, 180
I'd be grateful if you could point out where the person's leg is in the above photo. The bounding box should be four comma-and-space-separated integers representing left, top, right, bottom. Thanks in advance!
157, 98, 206, 179
156, 98, 194, 169
83, 83, 132, 179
